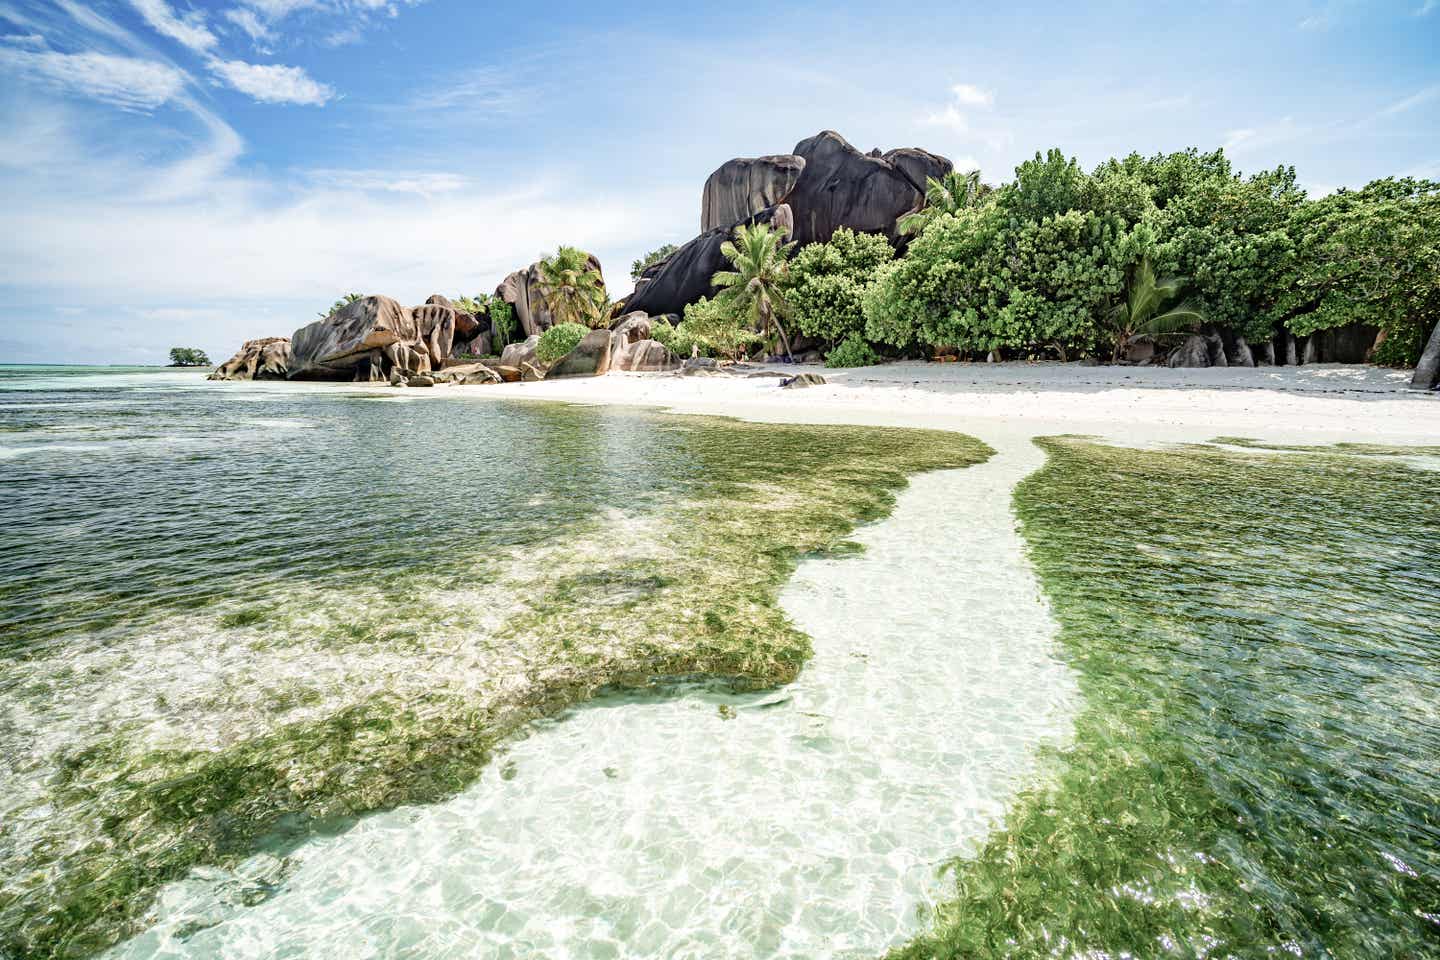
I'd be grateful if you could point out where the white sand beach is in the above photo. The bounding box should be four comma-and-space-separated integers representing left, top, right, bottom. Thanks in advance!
474, 361, 1440, 448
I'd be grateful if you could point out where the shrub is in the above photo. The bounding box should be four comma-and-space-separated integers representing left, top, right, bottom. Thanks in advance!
824, 335, 881, 368
681, 296, 759, 360
535, 322, 589, 365
782, 227, 894, 345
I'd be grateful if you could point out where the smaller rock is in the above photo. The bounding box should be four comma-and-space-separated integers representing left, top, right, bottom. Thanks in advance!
1168, 334, 1210, 368
407, 375, 435, 387
520, 362, 545, 382
781, 373, 827, 389
389, 369, 408, 387
501, 334, 542, 369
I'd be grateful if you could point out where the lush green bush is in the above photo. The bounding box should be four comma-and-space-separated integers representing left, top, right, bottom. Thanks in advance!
680, 296, 758, 360
631, 243, 679, 280
824, 335, 880, 368
782, 227, 894, 346
1278, 177, 1439, 364
535, 322, 589, 365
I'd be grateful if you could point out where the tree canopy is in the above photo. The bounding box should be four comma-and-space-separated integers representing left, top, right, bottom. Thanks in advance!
168, 347, 211, 367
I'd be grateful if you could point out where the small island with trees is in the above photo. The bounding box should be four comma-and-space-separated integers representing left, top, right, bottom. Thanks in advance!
168, 347, 211, 367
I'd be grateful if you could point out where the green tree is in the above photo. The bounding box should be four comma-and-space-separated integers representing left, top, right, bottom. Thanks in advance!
489, 298, 516, 351
537, 247, 608, 328
1103, 255, 1204, 360
897, 169, 988, 235
782, 227, 894, 346
678, 297, 760, 360
711, 222, 796, 359
1278, 177, 1440, 365
318, 292, 362, 319
167, 347, 211, 366
631, 243, 679, 280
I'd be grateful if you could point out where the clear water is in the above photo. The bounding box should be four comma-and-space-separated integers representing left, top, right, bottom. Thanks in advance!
103, 440, 1075, 959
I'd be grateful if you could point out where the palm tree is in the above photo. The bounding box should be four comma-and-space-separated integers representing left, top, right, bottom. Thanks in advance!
538, 246, 607, 328
898, 169, 986, 235
712, 222, 796, 360
1106, 256, 1205, 361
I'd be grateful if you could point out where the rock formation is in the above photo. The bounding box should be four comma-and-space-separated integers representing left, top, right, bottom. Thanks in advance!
1411, 320, 1440, 390
623, 205, 794, 318
624, 130, 950, 319
209, 337, 291, 381
547, 329, 613, 379
613, 339, 680, 372
701, 155, 806, 233
495, 253, 606, 339
287, 295, 454, 381
501, 334, 541, 369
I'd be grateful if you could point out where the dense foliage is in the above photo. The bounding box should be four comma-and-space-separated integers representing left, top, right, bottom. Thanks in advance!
677, 296, 759, 359
782, 227, 894, 346
631, 243, 679, 280
757, 146, 1440, 366
167, 347, 210, 366
535, 322, 589, 364
824, 335, 880, 368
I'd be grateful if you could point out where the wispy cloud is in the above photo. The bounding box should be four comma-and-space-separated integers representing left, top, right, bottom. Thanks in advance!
1, 32, 46, 48
1379, 85, 1440, 117
307, 169, 470, 197
209, 59, 334, 105
0, 47, 186, 111
1222, 128, 1255, 150
127, 0, 215, 52
949, 83, 994, 108
1416, 0, 1438, 15
223, 7, 270, 45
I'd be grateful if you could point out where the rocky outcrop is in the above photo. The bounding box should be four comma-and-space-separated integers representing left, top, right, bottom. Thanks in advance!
785, 131, 945, 247
882, 148, 953, 197
208, 337, 291, 381
496, 253, 606, 339
433, 362, 502, 385
1168, 334, 1210, 368
781, 372, 827, 389
1302, 325, 1381, 364
613, 339, 680, 372
546, 329, 613, 379
501, 334, 541, 369
288, 295, 453, 381
623, 205, 794, 318
1411, 320, 1440, 390
701, 155, 806, 233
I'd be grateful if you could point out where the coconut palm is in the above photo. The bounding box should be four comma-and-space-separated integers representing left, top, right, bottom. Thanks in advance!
712, 222, 796, 360
898, 169, 987, 235
538, 246, 608, 328
1106, 256, 1205, 360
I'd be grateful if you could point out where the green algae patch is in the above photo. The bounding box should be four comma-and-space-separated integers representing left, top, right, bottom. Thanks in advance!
0, 412, 988, 959
896, 437, 1440, 960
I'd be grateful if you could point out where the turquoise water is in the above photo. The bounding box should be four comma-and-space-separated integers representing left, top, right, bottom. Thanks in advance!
3, 367, 1438, 959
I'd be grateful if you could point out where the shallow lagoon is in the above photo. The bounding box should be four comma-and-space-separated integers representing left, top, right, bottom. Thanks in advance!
2, 368, 1437, 958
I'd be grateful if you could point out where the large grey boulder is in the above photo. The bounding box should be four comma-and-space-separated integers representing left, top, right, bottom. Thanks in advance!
501, 334, 541, 369
546, 329, 613, 379
882, 147, 953, 195
288, 295, 452, 381
785, 131, 943, 247
622, 205, 793, 318
1412, 319, 1440, 390
1168, 334, 1210, 368
208, 337, 291, 381
613, 339, 679, 372
1301, 324, 1381, 363
700, 155, 806, 233
495, 253, 606, 339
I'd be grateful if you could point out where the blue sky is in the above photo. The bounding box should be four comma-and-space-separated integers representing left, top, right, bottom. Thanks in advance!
0, 0, 1436, 364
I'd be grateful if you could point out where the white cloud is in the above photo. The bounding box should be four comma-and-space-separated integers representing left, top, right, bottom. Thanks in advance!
1222, 128, 1255, 150
950, 83, 994, 108
128, 0, 216, 52
0, 48, 186, 111
307, 169, 470, 197
209, 59, 334, 105
1379, 85, 1440, 117
922, 103, 968, 133
1416, 0, 1438, 15
223, 8, 270, 42
2, 32, 46, 48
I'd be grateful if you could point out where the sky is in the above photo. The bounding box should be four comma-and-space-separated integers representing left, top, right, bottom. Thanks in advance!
0, 0, 1436, 364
